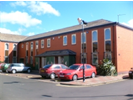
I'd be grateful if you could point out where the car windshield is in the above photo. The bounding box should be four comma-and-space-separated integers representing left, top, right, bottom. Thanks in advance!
68, 65, 80, 70
43, 64, 52, 69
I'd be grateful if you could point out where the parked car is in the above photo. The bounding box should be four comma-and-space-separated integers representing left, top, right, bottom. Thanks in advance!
6, 63, 31, 74
0, 63, 4, 70
1, 63, 10, 72
129, 68, 133, 79
58, 64, 97, 81
39, 64, 68, 79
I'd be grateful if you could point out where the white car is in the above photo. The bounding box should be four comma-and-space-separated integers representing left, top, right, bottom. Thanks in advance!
6, 63, 31, 74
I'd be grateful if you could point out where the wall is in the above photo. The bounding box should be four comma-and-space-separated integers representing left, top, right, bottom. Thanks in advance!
116, 25, 133, 73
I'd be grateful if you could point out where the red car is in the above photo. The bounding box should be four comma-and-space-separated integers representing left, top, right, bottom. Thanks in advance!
39, 64, 68, 79
58, 64, 97, 81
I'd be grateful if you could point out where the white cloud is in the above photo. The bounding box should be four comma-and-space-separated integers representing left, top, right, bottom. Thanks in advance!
10, 1, 60, 16
11, 1, 27, 7
0, 28, 21, 35
27, 32, 35, 36
1, 11, 42, 27
121, 19, 133, 28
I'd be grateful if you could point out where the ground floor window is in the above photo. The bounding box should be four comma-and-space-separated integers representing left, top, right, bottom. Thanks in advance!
105, 52, 112, 60
13, 57, 17, 63
4, 56, 9, 63
30, 56, 33, 64
26, 57, 28, 64
92, 53, 98, 65
81, 53, 87, 63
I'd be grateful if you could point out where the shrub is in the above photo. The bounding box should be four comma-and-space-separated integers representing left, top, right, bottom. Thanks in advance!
97, 59, 117, 76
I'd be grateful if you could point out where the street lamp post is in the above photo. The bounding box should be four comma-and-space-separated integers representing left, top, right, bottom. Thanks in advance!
77, 18, 87, 82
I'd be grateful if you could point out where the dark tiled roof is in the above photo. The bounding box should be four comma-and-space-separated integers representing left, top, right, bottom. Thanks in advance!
22, 19, 113, 42
36, 49, 76, 57
0, 33, 27, 42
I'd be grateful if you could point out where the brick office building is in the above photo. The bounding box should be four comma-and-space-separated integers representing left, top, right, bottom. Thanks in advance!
1, 19, 133, 74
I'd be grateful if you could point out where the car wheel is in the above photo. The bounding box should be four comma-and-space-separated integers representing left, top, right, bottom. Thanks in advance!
50, 73, 55, 79
27, 69, 31, 73
12, 69, 16, 74
72, 75, 78, 81
6, 70, 8, 73
91, 72, 96, 78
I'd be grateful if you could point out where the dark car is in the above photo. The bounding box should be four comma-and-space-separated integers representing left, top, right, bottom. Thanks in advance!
129, 68, 133, 79
39, 64, 68, 79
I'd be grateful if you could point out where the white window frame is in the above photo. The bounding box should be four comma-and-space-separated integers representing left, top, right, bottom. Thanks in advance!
47, 38, 51, 48
13, 44, 17, 51
63, 35, 67, 46
31, 42, 33, 50
26, 42, 28, 50
81, 32, 86, 44
72, 34, 76, 45
5, 43, 9, 50
36, 41, 38, 49
104, 28, 112, 60
92, 30, 98, 65
41, 40, 44, 48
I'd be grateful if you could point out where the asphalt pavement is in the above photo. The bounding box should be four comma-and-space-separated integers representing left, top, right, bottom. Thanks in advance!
0, 70, 130, 87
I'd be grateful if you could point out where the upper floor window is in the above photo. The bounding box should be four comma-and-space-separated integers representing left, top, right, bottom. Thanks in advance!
105, 28, 111, 52
36, 41, 38, 49
13, 44, 17, 51
47, 38, 50, 47
92, 30, 98, 52
5, 43, 9, 50
21, 44, 24, 48
41, 40, 44, 48
81, 32, 86, 43
63, 35, 67, 46
104, 28, 112, 60
26, 42, 28, 50
31, 42, 33, 50
72, 34, 76, 45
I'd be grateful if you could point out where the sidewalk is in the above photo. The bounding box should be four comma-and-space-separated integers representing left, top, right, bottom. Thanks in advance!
60, 74, 129, 86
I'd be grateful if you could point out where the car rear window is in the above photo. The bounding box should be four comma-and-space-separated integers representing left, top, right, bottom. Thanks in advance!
43, 64, 52, 69
68, 65, 80, 70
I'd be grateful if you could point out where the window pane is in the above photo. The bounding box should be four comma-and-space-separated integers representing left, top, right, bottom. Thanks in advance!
82, 33, 86, 43
105, 29, 111, 40
105, 41, 111, 51
93, 42, 98, 52
92, 31, 97, 41
5, 50, 8, 56
92, 53, 98, 65
64, 36, 67, 45
72, 35, 76, 44
105, 52, 112, 61
13, 51, 16, 56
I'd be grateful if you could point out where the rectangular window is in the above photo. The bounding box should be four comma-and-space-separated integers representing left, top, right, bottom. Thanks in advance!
5, 50, 9, 56
104, 28, 112, 60
72, 34, 76, 45
26, 56, 28, 64
26, 50, 28, 56
5, 43, 9, 50
36, 41, 38, 49
63, 36, 67, 46
92, 30, 98, 65
13, 57, 17, 63
26, 42, 28, 50
31, 42, 33, 50
92, 53, 98, 65
13, 44, 17, 50
81, 32, 86, 43
31, 51, 33, 56
22, 44, 24, 48
41, 40, 44, 48
13, 51, 16, 57
47, 38, 50, 47
4, 57, 9, 63
30, 56, 33, 64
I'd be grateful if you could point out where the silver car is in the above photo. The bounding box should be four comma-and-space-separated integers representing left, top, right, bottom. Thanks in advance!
6, 63, 31, 74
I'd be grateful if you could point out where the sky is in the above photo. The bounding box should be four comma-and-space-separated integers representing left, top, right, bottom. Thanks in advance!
0, 1, 133, 36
